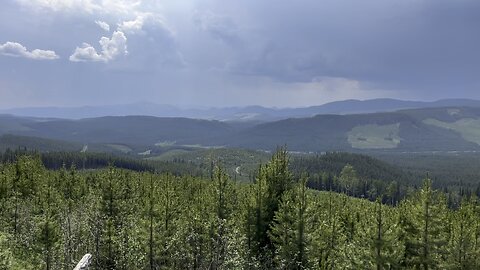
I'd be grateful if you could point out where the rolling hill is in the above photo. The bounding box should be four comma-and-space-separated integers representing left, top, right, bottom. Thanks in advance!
228, 106, 480, 152
0, 115, 233, 147
3, 98, 480, 122
3, 106, 480, 153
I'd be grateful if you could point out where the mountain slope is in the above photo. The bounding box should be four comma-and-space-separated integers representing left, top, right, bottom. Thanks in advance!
0, 115, 234, 147
3, 107, 480, 153
4, 98, 480, 121
228, 107, 480, 152
0, 134, 83, 152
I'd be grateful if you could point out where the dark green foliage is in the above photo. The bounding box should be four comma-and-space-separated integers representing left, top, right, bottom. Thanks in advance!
246, 147, 294, 264
270, 177, 310, 269
0, 115, 233, 146
1, 150, 480, 269
6, 106, 480, 154
227, 107, 480, 152
292, 152, 414, 205
0, 148, 205, 177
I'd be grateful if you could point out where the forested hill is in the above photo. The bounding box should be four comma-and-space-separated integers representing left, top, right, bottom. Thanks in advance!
290, 152, 417, 205
1, 150, 480, 269
0, 115, 233, 146
4, 106, 480, 152
229, 107, 480, 151
292, 152, 412, 183
0, 149, 206, 177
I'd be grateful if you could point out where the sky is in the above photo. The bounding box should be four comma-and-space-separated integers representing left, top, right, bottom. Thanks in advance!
0, 0, 479, 109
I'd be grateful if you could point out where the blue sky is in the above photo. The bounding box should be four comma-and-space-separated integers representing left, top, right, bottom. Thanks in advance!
1, 0, 479, 108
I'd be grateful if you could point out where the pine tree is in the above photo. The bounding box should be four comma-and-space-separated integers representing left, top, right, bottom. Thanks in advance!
309, 191, 340, 270
210, 164, 236, 269
398, 178, 449, 269
447, 197, 480, 269
338, 164, 359, 196
37, 171, 61, 270
369, 199, 401, 269
270, 177, 310, 269
248, 147, 294, 265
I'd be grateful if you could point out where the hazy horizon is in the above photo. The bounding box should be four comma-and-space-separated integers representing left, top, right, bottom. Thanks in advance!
1, 0, 479, 108
0, 95, 477, 111
0, 97, 467, 111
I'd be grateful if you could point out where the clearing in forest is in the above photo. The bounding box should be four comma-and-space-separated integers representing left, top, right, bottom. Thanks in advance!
424, 118, 480, 145
347, 123, 401, 149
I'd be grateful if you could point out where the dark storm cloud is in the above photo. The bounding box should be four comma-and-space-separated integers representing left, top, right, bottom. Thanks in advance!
218, 0, 480, 93
193, 10, 242, 47
0, 0, 479, 108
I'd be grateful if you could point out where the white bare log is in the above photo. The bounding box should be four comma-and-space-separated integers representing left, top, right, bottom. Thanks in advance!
73, 253, 92, 270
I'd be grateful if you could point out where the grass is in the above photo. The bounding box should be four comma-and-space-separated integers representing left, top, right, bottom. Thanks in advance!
424, 118, 480, 145
179, 144, 225, 149
347, 123, 401, 149
106, 144, 133, 153
146, 149, 192, 161
138, 149, 152, 156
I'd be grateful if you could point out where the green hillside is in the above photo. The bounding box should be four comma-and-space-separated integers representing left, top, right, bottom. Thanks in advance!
4, 107, 480, 153
147, 147, 272, 181
347, 123, 401, 149
0, 134, 83, 152
2, 150, 480, 269
423, 118, 480, 145
0, 115, 234, 147
0, 134, 144, 155
230, 108, 480, 152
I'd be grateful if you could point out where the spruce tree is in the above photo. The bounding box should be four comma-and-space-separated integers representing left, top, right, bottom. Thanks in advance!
248, 147, 294, 265
270, 177, 310, 269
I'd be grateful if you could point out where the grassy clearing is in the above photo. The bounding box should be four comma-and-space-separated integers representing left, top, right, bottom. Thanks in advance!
180, 144, 225, 149
138, 149, 152, 156
106, 144, 133, 153
347, 123, 401, 149
424, 118, 480, 145
146, 149, 192, 161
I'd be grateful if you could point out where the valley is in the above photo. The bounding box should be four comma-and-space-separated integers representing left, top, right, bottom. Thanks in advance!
3, 2, 480, 267
4, 102, 480, 155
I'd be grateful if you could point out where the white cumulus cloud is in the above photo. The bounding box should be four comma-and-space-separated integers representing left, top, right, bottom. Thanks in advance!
95, 20, 110, 32
69, 31, 127, 62
0, 41, 59, 60
15, 0, 141, 16
117, 13, 167, 35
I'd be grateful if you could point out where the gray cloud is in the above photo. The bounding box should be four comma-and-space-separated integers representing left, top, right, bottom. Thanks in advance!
216, 0, 480, 93
0, 41, 59, 60
1, 0, 480, 108
194, 11, 242, 47
116, 13, 185, 70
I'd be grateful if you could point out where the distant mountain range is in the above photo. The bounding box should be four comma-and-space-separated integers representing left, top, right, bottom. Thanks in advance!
3, 98, 480, 122
3, 104, 480, 153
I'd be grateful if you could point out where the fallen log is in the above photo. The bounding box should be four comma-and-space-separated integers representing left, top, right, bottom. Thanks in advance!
73, 254, 92, 270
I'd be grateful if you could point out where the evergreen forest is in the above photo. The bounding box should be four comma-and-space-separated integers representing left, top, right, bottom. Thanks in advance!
1, 149, 480, 269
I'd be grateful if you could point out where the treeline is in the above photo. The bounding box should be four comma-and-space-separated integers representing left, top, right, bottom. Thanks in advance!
1, 150, 480, 269
292, 152, 480, 207
0, 148, 205, 177
291, 153, 418, 206
374, 152, 480, 194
